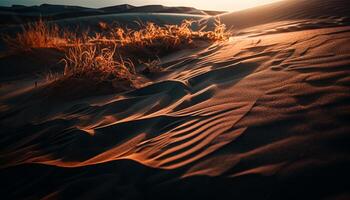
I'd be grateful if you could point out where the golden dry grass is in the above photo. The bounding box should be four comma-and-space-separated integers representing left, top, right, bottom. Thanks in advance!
3, 19, 69, 51
3, 18, 229, 91
90, 19, 229, 51
62, 42, 136, 82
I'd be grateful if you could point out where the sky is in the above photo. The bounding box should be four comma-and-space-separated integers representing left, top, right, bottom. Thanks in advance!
0, 0, 282, 12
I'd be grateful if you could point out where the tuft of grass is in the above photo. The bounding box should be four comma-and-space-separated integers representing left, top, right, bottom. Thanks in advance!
97, 21, 109, 31
3, 19, 69, 51
140, 58, 162, 74
61, 42, 135, 83
209, 17, 229, 41
44, 71, 61, 83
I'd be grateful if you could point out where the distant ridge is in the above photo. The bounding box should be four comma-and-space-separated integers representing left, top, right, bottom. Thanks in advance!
99, 4, 136, 12
0, 3, 226, 25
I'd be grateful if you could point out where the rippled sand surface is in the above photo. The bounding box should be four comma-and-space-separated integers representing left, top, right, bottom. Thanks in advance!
1, 0, 350, 199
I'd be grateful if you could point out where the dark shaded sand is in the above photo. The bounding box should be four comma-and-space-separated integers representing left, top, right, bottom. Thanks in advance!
1, 0, 350, 199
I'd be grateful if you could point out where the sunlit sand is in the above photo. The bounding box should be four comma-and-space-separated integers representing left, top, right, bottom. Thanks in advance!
0, 0, 349, 199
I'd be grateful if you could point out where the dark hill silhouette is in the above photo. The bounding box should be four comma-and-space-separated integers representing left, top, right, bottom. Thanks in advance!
0, 3, 225, 25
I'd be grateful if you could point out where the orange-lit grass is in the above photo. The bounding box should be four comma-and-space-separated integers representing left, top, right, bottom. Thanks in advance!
3, 19, 71, 51
61, 42, 135, 82
3, 18, 229, 95
90, 19, 229, 52
46, 43, 136, 100
3, 18, 228, 53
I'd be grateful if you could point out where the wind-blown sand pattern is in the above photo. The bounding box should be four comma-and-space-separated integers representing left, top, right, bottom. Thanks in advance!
1, 0, 350, 199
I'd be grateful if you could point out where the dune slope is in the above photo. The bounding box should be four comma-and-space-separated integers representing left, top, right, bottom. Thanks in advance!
219, 0, 350, 29
1, 0, 350, 199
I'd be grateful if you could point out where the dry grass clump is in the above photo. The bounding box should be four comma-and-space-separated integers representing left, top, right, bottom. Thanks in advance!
3, 18, 230, 96
206, 17, 229, 41
47, 43, 136, 99
61, 42, 136, 84
91, 19, 229, 54
3, 18, 228, 54
97, 21, 109, 31
3, 19, 70, 51
140, 58, 162, 74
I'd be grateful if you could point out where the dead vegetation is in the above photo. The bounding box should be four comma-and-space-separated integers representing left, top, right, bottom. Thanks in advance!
62, 43, 135, 82
2, 18, 229, 96
91, 19, 229, 53
2, 19, 69, 51
140, 58, 162, 74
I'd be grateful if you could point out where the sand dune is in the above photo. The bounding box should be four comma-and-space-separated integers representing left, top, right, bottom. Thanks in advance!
0, 3, 223, 26
1, 0, 350, 199
219, 0, 350, 29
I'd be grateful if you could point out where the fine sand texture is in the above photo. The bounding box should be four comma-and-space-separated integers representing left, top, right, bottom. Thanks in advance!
1, 0, 350, 199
